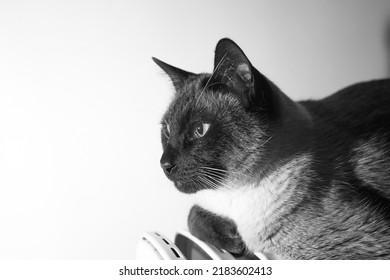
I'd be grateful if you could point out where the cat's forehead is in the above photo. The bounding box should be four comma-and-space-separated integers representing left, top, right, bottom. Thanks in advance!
164, 75, 240, 125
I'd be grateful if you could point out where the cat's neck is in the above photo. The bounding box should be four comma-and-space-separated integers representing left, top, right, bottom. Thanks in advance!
255, 84, 314, 179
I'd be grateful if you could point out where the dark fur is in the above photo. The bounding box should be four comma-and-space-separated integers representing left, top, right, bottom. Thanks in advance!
187, 205, 246, 256
154, 39, 390, 259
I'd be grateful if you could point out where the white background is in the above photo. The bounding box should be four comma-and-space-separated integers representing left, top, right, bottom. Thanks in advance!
0, 0, 389, 259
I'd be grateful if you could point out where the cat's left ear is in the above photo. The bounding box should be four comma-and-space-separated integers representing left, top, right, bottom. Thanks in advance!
152, 57, 194, 91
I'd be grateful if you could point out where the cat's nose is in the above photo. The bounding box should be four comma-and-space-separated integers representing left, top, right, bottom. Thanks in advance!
160, 145, 178, 175
160, 161, 177, 174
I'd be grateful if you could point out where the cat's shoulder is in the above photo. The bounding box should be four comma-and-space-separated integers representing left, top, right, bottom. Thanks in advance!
299, 79, 390, 133
301, 79, 390, 111
322, 78, 390, 106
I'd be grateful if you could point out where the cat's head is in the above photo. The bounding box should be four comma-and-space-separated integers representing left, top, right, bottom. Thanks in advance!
154, 38, 296, 194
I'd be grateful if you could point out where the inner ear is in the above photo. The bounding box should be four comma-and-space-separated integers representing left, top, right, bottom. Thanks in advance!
211, 38, 255, 99
236, 63, 253, 87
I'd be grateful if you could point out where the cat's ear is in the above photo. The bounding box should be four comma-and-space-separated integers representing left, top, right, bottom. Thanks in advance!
152, 57, 194, 91
211, 39, 255, 103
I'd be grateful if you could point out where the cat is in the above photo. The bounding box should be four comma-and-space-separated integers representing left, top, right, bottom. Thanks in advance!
153, 38, 390, 259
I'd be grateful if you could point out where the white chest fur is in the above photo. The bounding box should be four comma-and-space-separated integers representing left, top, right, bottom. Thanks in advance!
192, 154, 311, 251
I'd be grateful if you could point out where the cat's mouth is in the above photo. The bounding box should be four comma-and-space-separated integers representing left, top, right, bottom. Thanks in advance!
173, 180, 202, 194
175, 181, 183, 188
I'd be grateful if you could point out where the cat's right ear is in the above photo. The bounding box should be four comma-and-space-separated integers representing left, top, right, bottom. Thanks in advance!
211, 39, 280, 109
152, 57, 194, 91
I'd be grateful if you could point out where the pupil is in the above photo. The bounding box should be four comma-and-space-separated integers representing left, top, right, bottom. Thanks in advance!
197, 124, 203, 134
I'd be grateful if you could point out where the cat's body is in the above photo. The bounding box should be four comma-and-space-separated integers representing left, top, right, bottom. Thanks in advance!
155, 38, 390, 259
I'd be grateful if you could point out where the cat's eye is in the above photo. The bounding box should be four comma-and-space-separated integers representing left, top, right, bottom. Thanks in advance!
193, 122, 210, 138
162, 123, 170, 138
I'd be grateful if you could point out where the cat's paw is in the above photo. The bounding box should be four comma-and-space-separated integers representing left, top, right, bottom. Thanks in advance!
187, 205, 247, 256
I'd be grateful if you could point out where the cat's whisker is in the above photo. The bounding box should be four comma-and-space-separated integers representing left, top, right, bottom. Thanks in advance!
259, 136, 273, 148
200, 166, 252, 177
198, 170, 227, 180
199, 166, 228, 172
198, 169, 246, 184
205, 81, 224, 90
200, 176, 223, 191
188, 176, 201, 191
198, 168, 230, 177
198, 176, 219, 191
198, 171, 229, 186
198, 169, 228, 178
197, 171, 223, 189
192, 177, 210, 191
196, 52, 228, 103
199, 166, 254, 181
201, 173, 236, 191
199, 167, 239, 178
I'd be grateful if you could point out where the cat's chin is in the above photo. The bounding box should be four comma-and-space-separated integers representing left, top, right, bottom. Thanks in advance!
174, 181, 202, 194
